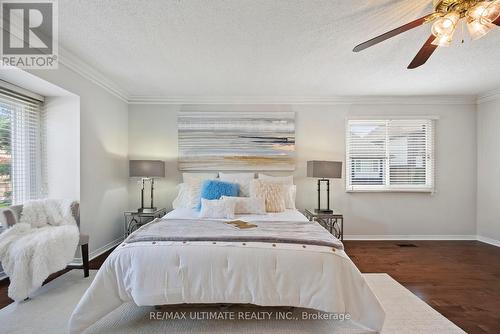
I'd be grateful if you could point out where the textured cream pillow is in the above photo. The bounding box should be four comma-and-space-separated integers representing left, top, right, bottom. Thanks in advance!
249, 180, 286, 213
257, 174, 296, 209
258, 174, 294, 185
221, 196, 266, 214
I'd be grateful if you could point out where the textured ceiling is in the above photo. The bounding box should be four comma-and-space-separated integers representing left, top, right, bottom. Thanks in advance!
58, 0, 500, 97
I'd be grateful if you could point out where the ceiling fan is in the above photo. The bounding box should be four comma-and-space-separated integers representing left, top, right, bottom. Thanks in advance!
353, 0, 500, 69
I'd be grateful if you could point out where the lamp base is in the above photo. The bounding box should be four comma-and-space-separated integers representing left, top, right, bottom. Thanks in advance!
315, 208, 333, 214
138, 207, 157, 213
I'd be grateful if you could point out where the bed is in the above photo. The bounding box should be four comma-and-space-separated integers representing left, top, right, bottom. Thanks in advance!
68, 209, 385, 333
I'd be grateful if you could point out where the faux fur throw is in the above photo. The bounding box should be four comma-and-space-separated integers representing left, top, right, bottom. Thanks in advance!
0, 199, 79, 301
20, 199, 76, 227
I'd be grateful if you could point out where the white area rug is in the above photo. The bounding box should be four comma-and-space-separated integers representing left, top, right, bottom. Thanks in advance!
0, 270, 465, 334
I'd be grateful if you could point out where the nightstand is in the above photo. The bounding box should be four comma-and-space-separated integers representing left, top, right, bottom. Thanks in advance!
304, 208, 344, 241
124, 208, 167, 237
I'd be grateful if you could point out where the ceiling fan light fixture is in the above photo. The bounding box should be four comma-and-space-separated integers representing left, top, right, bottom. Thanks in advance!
467, 18, 494, 39
481, 0, 500, 23
431, 34, 453, 47
431, 12, 460, 39
353, 0, 500, 69
468, 1, 490, 20
468, 1, 500, 23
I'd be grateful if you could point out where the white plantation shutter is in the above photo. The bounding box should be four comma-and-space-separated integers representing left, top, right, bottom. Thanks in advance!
0, 86, 44, 205
346, 119, 435, 192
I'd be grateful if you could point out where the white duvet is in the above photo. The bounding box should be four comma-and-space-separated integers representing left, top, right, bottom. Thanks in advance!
68, 209, 385, 333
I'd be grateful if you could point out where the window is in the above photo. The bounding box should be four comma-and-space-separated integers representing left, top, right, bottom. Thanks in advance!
346, 119, 435, 192
0, 85, 44, 207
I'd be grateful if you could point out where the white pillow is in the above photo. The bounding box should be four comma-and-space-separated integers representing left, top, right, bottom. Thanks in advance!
282, 184, 297, 210
258, 174, 294, 185
219, 172, 255, 197
199, 198, 236, 219
221, 196, 266, 214
182, 173, 218, 183
182, 173, 218, 208
172, 183, 190, 209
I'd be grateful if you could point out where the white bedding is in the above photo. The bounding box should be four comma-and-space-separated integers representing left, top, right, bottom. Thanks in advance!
68, 209, 385, 333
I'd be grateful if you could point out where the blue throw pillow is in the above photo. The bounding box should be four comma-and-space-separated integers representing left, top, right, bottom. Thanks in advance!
197, 180, 239, 211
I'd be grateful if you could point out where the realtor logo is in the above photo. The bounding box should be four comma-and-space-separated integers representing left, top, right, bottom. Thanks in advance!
0, 0, 58, 69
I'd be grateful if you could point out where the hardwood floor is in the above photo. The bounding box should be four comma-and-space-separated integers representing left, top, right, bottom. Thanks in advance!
1, 241, 499, 333
344, 240, 500, 334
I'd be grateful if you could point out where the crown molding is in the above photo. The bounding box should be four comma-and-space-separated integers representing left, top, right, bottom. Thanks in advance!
0, 12, 129, 103
477, 88, 500, 104
58, 47, 129, 103
127, 95, 477, 105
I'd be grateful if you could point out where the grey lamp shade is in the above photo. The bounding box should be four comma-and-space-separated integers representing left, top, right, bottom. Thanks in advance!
307, 161, 342, 179
129, 160, 165, 178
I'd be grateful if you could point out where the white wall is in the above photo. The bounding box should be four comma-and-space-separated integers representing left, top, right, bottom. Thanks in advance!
129, 103, 477, 238
477, 98, 500, 243
28, 65, 129, 256
44, 96, 80, 200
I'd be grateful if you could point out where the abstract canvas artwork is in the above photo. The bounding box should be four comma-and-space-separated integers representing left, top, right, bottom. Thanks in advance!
178, 112, 295, 171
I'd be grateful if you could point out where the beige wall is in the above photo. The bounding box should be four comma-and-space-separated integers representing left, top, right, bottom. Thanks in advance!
129, 102, 477, 238
477, 98, 500, 243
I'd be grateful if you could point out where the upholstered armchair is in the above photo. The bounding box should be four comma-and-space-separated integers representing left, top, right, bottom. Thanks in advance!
1, 201, 90, 277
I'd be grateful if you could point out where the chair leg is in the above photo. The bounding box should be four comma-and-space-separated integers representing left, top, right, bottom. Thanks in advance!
81, 243, 89, 277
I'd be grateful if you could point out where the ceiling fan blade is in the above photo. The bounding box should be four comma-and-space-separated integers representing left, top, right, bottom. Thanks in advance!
353, 14, 433, 52
407, 35, 438, 69
494, 15, 500, 26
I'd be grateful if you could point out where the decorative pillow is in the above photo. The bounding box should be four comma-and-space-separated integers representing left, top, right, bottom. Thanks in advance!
249, 180, 286, 213
258, 174, 294, 185
257, 174, 296, 209
182, 173, 218, 209
282, 184, 296, 209
219, 172, 255, 197
221, 196, 266, 214
172, 183, 190, 209
199, 198, 236, 219
182, 172, 218, 184
197, 180, 239, 210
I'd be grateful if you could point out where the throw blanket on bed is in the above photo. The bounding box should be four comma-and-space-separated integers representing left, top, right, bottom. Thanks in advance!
0, 199, 79, 301
126, 218, 344, 250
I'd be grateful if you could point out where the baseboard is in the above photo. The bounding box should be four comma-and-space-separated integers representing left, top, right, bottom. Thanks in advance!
344, 235, 477, 241
69, 236, 124, 265
476, 235, 500, 247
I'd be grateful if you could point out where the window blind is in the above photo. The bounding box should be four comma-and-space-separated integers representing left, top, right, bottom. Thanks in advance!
346, 119, 435, 192
0, 86, 44, 206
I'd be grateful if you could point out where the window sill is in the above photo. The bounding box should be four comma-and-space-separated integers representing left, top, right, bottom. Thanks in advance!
346, 189, 434, 193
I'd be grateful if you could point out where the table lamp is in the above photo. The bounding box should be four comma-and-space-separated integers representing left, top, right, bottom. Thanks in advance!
129, 160, 165, 213
307, 160, 342, 213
